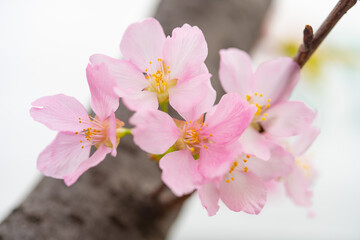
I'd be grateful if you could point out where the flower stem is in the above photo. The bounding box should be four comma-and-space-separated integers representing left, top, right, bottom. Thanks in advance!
116, 127, 132, 138
159, 101, 168, 113
149, 145, 177, 162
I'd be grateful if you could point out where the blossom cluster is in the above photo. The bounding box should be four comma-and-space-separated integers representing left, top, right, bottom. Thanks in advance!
30, 18, 319, 216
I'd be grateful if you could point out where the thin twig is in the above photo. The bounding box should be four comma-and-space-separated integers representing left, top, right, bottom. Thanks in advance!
150, 182, 167, 201
294, 0, 357, 68
162, 193, 193, 210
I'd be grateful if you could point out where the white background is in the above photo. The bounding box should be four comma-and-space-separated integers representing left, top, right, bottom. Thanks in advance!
1, 0, 360, 239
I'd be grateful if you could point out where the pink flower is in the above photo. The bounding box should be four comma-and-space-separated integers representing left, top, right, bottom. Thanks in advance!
90, 18, 214, 116
283, 127, 320, 207
30, 62, 123, 186
130, 93, 256, 196
198, 144, 294, 216
219, 48, 316, 160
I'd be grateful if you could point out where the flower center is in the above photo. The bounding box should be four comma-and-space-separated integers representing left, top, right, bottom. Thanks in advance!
75, 115, 123, 149
295, 158, 312, 178
176, 120, 214, 156
225, 154, 251, 183
246, 92, 272, 132
144, 58, 177, 103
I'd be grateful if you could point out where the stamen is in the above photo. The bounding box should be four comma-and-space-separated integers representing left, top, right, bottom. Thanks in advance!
244, 167, 248, 173
226, 180, 230, 183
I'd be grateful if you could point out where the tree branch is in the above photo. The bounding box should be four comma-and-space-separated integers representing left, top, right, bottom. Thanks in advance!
293, 0, 357, 68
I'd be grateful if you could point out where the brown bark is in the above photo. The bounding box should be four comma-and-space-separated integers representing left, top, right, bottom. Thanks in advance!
0, 1, 271, 239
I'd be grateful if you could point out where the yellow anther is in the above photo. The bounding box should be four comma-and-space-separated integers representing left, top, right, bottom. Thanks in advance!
203, 145, 208, 149
244, 167, 248, 173
146, 76, 150, 79
266, 104, 270, 108
243, 159, 247, 163
231, 177, 234, 181
145, 69, 148, 72
81, 146, 84, 149
267, 98, 271, 102
167, 66, 170, 69
260, 93, 263, 97
254, 92, 258, 96
185, 121, 188, 124
75, 132, 78, 134
264, 113, 268, 116
79, 117, 81, 120
189, 121, 192, 123
79, 121, 82, 123
234, 161, 238, 166
226, 180, 230, 183
262, 117, 266, 121
149, 61, 152, 64
209, 134, 213, 137
246, 154, 250, 158
190, 147, 195, 152
168, 71, 171, 73
158, 58, 162, 61
246, 94, 251, 101
186, 140, 190, 144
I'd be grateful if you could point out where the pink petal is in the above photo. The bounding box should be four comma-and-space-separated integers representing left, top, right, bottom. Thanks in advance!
89, 54, 148, 96
198, 182, 220, 216
253, 57, 300, 105
163, 24, 207, 81
120, 91, 159, 111
219, 171, 267, 214
239, 127, 272, 161
86, 63, 119, 121
262, 101, 316, 137
64, 144, 111, 186
204, 93, 256, 145
180, 78, 216, 121
198, 144, 235, 179
120, 18, 166, 71
219, 48, 253, 96
159, 150, 203, 196
246, 145, 294, 181
169, 73, 213, 119
107, 112, 117, 156
284, 167, 313, 207
129, 110, 180, 154
30, 94, 90, 132
292, 126, 320, 156
37, 132, 91, 179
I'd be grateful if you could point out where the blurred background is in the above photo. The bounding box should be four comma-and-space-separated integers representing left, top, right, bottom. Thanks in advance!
0, 0, 359, 239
